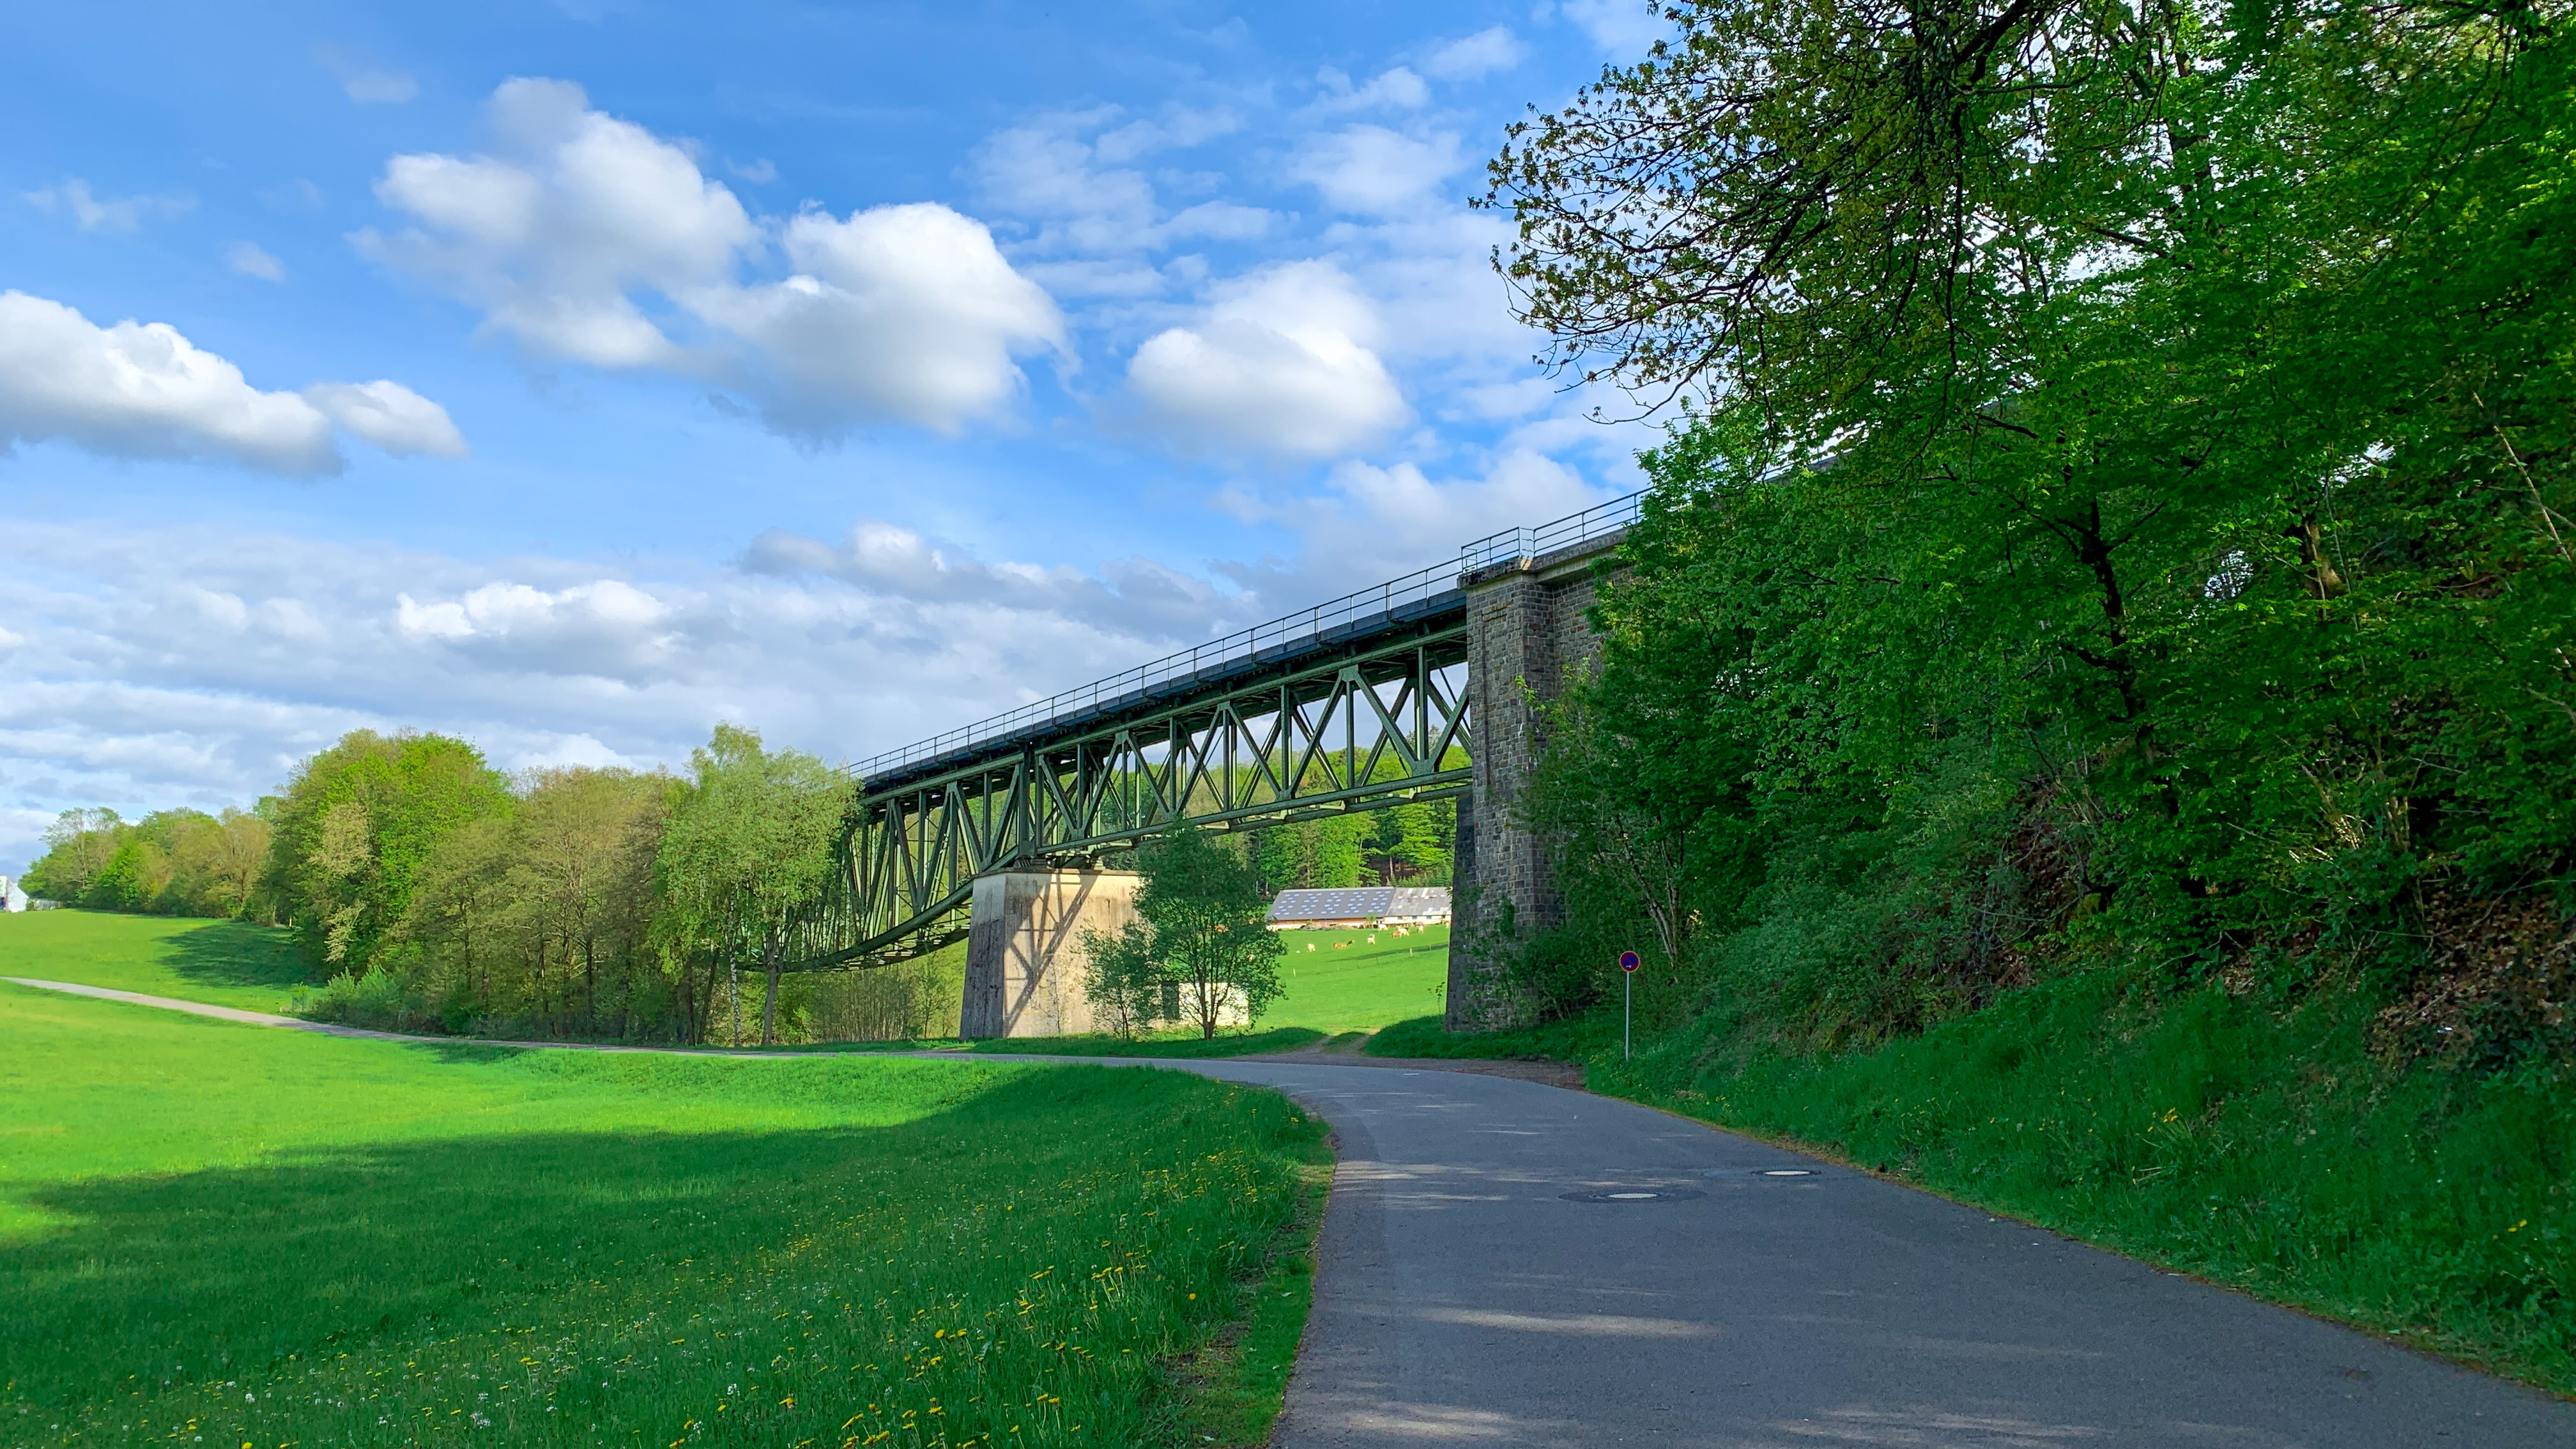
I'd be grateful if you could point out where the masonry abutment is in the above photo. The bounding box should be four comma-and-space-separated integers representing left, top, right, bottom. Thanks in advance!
1446, 534, 1622, 1031
960, 868, 1141, 1039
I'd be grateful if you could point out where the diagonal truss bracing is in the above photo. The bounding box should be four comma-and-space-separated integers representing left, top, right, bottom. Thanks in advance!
787, 613, 1471, 970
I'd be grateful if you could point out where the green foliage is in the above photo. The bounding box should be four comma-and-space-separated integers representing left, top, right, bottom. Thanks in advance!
1491, 0, 2576, 1053
1247, 797, 1457, 894
392, 765, 672, 1039
654, 723, 852, 1046
1085, 829, 1287, 1039
22, 806, 275, 920
0, 984, 1326, 1447
265, 730, 512, 972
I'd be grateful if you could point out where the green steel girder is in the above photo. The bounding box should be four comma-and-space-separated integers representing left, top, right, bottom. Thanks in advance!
786, 618, 1471, 970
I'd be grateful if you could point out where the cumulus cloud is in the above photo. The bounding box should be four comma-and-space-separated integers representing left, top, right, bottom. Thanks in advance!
362, 77, 1061, 433
304, 380, 469, 457
690, 204, 1064, 433
1128, 261, 1407, 458
24, 178, 192, 234
1424, 27, 1526, 79
226, 242, 286, 282
1289, 126, 1463, 215
0, 291, 457, 475
360, 77, 756, 368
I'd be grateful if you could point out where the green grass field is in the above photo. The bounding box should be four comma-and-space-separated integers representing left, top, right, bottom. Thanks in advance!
1265, 924, 1449, 1033
0, 958, 1324, 1446
0, 910, 310, 1010
759, 925, 1454, 1059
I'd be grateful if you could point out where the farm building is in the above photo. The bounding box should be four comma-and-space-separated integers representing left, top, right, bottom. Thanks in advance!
1265, 885, 1450, 929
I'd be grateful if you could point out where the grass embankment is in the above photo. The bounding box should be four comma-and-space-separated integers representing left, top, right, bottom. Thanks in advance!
0, 982, 1326, 1447
1388, 972, 2576, 1396
0, 910, 309, 1010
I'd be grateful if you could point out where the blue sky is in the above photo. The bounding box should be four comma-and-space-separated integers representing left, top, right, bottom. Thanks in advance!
0, 0, 1672, 871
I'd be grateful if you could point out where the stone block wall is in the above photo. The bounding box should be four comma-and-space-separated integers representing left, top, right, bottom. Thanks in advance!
1445, 533, 1623, 1030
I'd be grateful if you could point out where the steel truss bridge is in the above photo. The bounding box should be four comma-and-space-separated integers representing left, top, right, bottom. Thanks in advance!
785, 490, 1643, 970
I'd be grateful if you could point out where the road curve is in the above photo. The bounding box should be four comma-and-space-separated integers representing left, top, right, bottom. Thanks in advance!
13, 979, 2570, 1445
1173, 1059, 2575, 1449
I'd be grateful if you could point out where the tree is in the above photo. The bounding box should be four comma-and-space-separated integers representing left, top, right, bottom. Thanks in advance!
264, 731, 512, 972
25, 808, 121, 901
1482, 0, 2576, 1049
1082, 829, 1285, 1039
652, 724, 850, 1045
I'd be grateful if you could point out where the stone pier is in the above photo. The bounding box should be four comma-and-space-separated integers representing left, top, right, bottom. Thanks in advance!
960, 868, 1140, 1039
1446, 533, 1623, 1031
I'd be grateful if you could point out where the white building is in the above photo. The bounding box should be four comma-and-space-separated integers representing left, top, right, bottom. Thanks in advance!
1, 875, 27, 913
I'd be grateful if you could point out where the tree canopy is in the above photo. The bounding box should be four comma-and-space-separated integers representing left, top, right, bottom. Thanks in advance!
1492, 0, 2576, 1063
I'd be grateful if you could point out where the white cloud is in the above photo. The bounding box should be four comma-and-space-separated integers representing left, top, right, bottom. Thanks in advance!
0, 291, 462, 475
362, 78, 1060, 434
1311, 66, 1430, 112
1424, 27, 1526, 79
227, 241, 286, 282
305, 381, 469, 457
1289, 126, 1463, 215
24, 178, 192, 234
974, 118, 1160, 254
688, 204, 1064, 434
742, 520, 1245, 642
1128, 261, 1406, 458
1094, 107, 1239, 164
1561, 0, 1673, 54
1222, 448, 1614, 597
362, 77, 756, 369
315, 43, 419, 103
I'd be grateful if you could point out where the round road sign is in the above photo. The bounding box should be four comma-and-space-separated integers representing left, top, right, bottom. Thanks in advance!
1618, 950, 1641, 972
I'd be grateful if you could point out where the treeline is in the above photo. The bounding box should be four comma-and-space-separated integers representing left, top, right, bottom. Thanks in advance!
24, 806, 275, 919
1248, 800, 1453, 893
1489, 0, 2576, 1072
27, 725, 858, 1045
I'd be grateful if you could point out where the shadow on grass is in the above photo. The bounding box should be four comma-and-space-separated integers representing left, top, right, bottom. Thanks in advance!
157, 919, 315, 995
0, 1064, 1282, 1413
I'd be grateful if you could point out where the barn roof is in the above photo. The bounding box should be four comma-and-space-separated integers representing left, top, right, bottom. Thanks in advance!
1266, 886, 1451, 923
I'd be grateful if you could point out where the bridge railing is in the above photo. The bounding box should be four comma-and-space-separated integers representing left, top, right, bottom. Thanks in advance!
852, 556, 1467, 783
1457, 488, 1647, 573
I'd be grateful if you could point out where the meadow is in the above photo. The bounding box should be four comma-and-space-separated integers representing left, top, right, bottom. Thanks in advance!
0, 965, 1325, 1446
0, 910, 309, 1011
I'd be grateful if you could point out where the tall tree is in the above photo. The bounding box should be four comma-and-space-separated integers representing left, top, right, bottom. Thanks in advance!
1084, 829, 1285, 1039
264, 731, 512, 972
653, 724, 850, 1045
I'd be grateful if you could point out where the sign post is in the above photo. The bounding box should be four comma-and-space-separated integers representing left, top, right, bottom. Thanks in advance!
1618, 951, 1641, 1060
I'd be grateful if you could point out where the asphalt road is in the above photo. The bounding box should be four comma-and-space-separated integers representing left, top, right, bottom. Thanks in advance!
1173, 1059, 2576, 1449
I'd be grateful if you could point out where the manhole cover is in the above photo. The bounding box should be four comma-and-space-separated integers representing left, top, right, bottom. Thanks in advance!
1559, 1187, 1708, 1203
